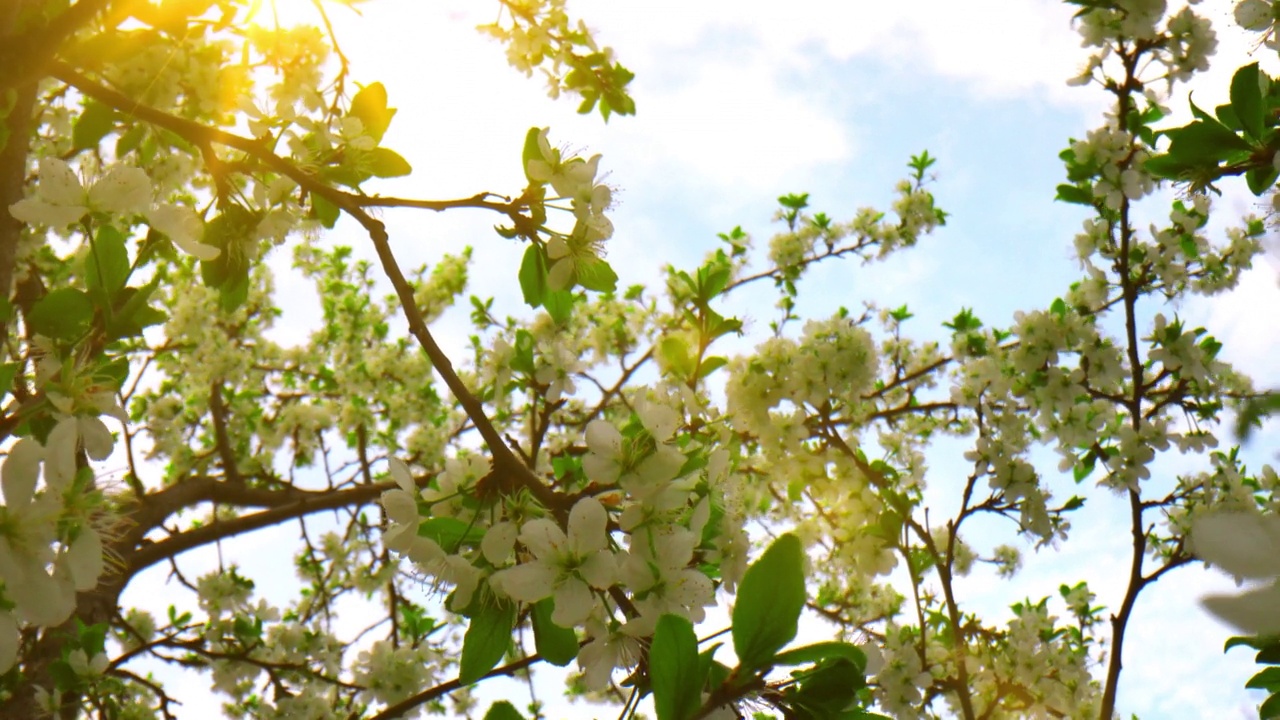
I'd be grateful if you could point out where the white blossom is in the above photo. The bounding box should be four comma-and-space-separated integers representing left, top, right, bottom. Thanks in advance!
489, 497, 616, 626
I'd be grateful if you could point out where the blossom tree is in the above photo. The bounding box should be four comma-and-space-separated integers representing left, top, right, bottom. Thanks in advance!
0, 0, 1276, 719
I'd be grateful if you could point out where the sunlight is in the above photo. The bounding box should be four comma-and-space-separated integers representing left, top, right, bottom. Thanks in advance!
243, 0, 321, 28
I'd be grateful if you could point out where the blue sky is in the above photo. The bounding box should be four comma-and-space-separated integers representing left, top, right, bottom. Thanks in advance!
122, 1, 1280, 717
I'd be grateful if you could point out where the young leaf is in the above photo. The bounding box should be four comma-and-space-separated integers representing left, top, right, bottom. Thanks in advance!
0, 362, 19, 401
312, 195, 340, 229
543, 289, 575, 325
1248, 667, 1280, 692
86, 225, 131, 304
531, 598, 578, 666
772, 641, 867, 670
1260, 692, 1280, 720
650, 614, 703, 720
73, 100, 117, 152
349, 82, 395, 143
519, 243, 548, 308
781, 657, 868, 717
1247, 164, 1280, 196
1164, 120, 1251, 164
418, 517, 485, 549
1230, 63, 1265, 142
106, 277, 165, 340
1054, 184, 1094, 206
366, 147, 412, 178
522, 126, 548, 184
28, 288, 94, 341
574, 257, 618, 293
483, 701, 526, 720
732, 533, 806, 671
459, 599, 515, 685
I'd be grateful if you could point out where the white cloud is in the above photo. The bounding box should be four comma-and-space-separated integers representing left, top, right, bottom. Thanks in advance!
582, 0, 1089, 101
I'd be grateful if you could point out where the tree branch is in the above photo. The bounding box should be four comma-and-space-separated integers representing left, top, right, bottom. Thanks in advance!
51, 60, 567, 517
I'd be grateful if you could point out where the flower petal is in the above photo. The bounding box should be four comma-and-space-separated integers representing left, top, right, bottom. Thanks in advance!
518, 519, 566, 561
546, 237, 570, 260
581, 454, 620, 485
65, 527, 104, 591
44, 416, 80, 489
491, 561, 556, 603
566, 497, 608, 557
88, 166, 152, 215
387, 457, 414, 493
585, 421, 623, 458
1201, 580, 1280, 635
481, 521, 518, 565
547, 258, 574, 291
406, 536, 444, 567
636, 399, 680, 440
443, 555, 481, 610
579, 549, 617, 590
380, 488, 419, 527
551, 577, 595, 627
37, 159, 85, 205
382, 523, 415, 553
78, 416, 114, 461
1192, 512, 1280, 578
148, 205, 220, 260
2, 438, 43, 508
7, 198, 87, 227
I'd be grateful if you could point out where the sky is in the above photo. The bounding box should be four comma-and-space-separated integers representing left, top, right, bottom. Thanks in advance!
120, 0, 1280, 718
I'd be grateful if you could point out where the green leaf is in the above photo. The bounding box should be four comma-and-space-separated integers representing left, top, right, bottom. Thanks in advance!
698, 356, 728, 379
86, 225, 131, 304
575, 257, 617, 293
200, 205, 255, 289
219, 273, 250, 314
349, 82, 395, 143
28, 288, 94, 341
522, 126, 547, 184
733, 533, 806, 671
418, 517, 485, 550
1249, 667, 1280, 692
1143, 152, 1200, 180
1247, 164, 1280, 196
650, 614, 703, 720
106, 276, 165, 340
115, 124, 145, 157
73, 100, 117, 151
366, 147, 412, 178
458, 599, 515, 685
1164, 119, 1252, 164
659, 335, 694, 379
0, 362, 19, 400
783, 657, 868, 717
1230, 63, 1265, 141
1225, 635, 1271, 653
531, 598, 578, 666
483, 701, 526, 720
1262, 692, 1280, 720
312, 194, 340, 229
543, 289, 575, 325
772, 642, 867, 670
1054, 184, 1094, 206
703, 657, 731, 694
98, 356, 130, 391
1216, 103, 1242, 132
1264, 644, 1280, 665
1072, 453, 1095, 483
519, 243, 548, 308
